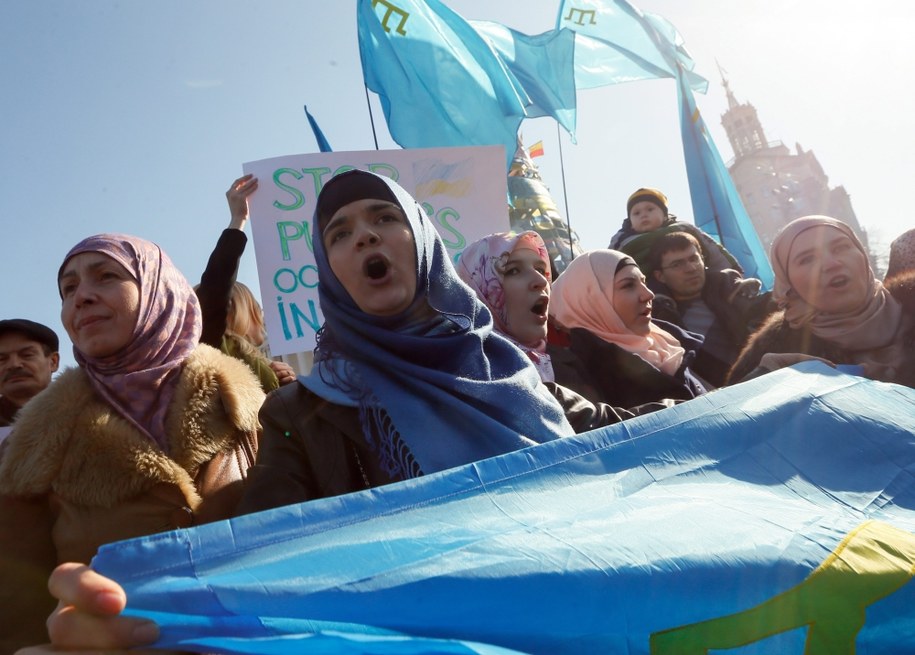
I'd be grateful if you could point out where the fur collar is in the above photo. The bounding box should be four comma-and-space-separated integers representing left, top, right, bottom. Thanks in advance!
0, 344, 264, 508
887, 270, 915, 317
728, 272, 915, 385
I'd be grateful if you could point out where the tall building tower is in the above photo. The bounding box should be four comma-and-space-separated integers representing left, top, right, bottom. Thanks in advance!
720, 74, 866, 252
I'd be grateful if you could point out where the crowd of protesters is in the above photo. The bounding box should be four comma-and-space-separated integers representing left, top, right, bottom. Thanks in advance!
2, 176, 913, 654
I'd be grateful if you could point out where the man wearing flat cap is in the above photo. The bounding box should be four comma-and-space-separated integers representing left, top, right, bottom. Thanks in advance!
0, 319, 60, 428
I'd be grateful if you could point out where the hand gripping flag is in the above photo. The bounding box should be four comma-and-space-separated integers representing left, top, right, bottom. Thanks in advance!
94, 363, 915, 654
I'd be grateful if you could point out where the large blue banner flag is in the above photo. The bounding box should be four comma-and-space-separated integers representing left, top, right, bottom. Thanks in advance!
94, 364, 915, 654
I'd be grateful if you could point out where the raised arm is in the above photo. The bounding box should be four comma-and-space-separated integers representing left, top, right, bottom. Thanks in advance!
196, 175, 258, 347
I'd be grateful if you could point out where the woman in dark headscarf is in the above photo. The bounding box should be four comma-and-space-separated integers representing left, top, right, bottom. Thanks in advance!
0, 233, 263, 652
728, 216, 915, 386
237, 171, 575, 512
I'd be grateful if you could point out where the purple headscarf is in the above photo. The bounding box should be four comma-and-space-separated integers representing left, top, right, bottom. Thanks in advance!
59, 234, 201, 451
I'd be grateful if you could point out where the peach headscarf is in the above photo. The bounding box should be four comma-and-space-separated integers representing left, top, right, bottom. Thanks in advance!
550, 249, 685, 377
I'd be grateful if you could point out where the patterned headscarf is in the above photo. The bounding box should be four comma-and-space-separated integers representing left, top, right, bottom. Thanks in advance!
457, 231, 555, 382
299, 170, 572, 479
59, 234, 201, 451
550, 249, 685, 377
770, 216, 902, 355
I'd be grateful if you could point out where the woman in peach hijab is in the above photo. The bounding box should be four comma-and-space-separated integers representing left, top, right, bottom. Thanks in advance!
549, 249, 706, 408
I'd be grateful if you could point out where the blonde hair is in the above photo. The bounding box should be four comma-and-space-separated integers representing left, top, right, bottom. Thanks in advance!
227, 282, 267, 347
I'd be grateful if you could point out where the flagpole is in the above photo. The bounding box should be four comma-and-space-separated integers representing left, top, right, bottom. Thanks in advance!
364, 85, 380, 150
556, 123, 574, 260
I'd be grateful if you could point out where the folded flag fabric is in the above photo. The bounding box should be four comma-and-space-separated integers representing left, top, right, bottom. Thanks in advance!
304, 105, 333, 153
94, 363, 915, 654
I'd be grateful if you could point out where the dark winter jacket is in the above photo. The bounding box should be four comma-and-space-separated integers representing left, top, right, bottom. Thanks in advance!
549, 322, 707, 409
0, 396, 18, 428
237, 380, 652, 515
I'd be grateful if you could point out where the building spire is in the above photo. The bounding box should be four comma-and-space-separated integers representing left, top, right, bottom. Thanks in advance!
717, 60, 738, 110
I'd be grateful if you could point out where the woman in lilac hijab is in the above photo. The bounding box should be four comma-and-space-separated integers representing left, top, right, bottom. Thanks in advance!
0, 233, 264, 652
728, 216, 915, 386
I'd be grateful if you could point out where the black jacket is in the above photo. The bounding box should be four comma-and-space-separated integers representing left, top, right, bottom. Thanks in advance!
237, 380, 655, 514
549, 322, 706, 409
651, 269, 774, 386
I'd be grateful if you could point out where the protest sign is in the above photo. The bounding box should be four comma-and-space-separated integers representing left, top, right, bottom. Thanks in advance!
243, 146, 508, 356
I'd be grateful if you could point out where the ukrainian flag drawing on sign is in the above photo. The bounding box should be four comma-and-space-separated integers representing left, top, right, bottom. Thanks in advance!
93, 363, 915, 654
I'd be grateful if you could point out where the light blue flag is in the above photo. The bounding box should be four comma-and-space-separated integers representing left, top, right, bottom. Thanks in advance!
555, 0, 707, 92
555, 0, 772, 285
470, 22, 577, 138
304, 105, 333, 153
93, 363, 915, 654
359, 0, 525, 170
358, 0, 578, 170
676, 68, 775, 287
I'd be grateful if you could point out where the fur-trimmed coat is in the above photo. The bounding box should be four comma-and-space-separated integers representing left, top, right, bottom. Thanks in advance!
727, 272, 915, 387
0, 344, 264, 652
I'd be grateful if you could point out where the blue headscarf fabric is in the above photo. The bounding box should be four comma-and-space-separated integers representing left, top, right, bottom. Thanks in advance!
299, 170, 572, 477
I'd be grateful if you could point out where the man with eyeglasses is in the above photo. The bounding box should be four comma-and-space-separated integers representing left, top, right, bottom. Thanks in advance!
646, 232, 773, 387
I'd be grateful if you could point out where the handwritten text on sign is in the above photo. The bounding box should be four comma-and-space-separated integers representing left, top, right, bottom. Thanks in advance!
243, 146, 508, 356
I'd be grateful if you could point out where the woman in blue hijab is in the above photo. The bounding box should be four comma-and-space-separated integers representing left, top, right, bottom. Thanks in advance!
236, 169, 574, 510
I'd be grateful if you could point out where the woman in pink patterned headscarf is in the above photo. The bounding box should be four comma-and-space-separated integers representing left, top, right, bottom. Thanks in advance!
457, 231, 555, 381
0, 233, 265, 651
58, 233, 202, 450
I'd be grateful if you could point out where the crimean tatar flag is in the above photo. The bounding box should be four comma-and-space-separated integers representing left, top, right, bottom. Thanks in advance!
93, 363, 915, 654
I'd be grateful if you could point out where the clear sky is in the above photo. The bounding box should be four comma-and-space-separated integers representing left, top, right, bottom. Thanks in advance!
3, 0, 913, 369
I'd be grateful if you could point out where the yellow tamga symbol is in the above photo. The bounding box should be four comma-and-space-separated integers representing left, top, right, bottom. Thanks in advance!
651, 521, 915, 655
